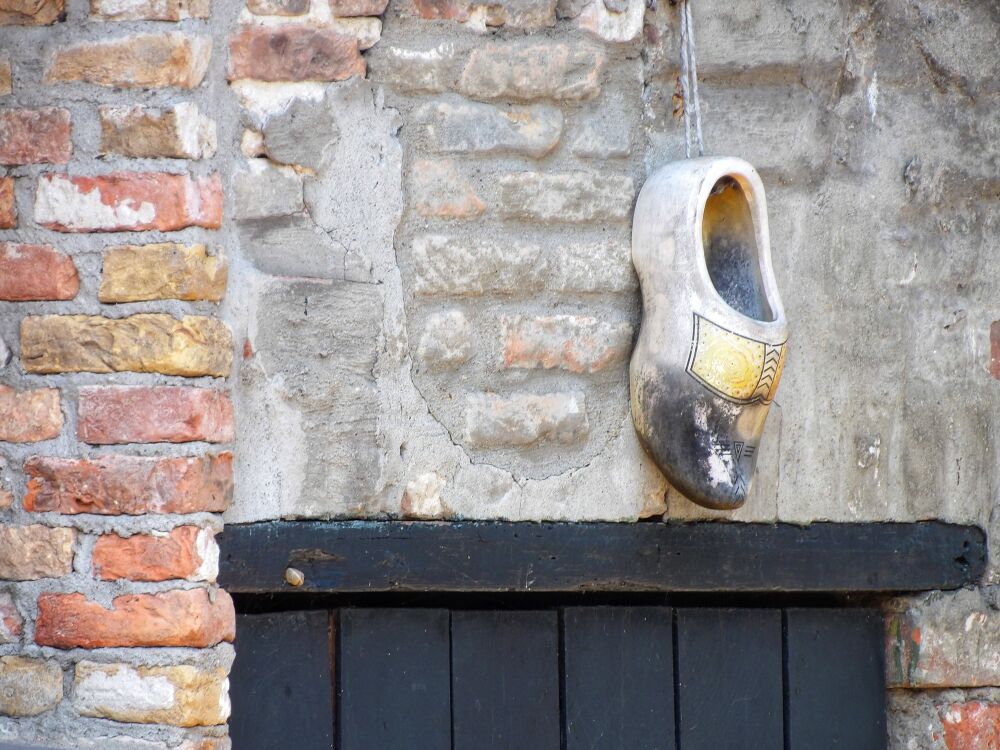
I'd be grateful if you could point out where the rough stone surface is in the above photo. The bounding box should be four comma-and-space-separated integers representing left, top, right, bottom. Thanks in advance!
415, 97, 562, 158
261, 96, 339, 170
496, 171, 635, 222
459, 41, 605, 101
0, 243, 78, 301
887, 589, 1000, 688
0, 177, 14, 228
247, 0, 307, 14
35, 588, 235, 648
939, 701, 1000, 750
24, 454, 234, 515
416, 310, 472, 370
79, 386, 234, 444
0, 592, 23, 644
0, 385, 63, 442
0, 0, 63, 24
409, 234, 544, 297
100, 244, 228, 303
21, 314, 232, 376
0, 526, 75, 580
90, 0, 209, 19
465, 392, 589, 447
93, 526, 218, 582
74, 662, 230, 727
44, 33, 211, 89
0, 108, 71, 165
232, 161, 303, 220
35, 172, 223, 232
411, 0, 555, 29
0, 657, 62, 717
0, 57, 9, 96
99, 103, 217, 159
576, 0, 644, 43
991, 322, 1000, 380
409, 159, 484, 218
236, 214, 349, 278
501, 315, 633, 373
228, 26, 365, 82
329, 0, 386, 16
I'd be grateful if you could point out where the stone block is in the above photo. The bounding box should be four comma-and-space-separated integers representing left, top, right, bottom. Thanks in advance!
237, 215, 347, 278
496, 171, 634, 223
261, 96, 339, 170
232, 161, 303, 220
417, 310, 472, 369
415, 97, 562, 158
409, 159, 484, 219
501, 315, 633, 373
465, 391, 589, 447
0, 525, 74, 580
90, 0, 209, 20
0, 0, 63, 24
459, 41, 605, 101
247, 0, 307, 14
409, 234, 545, 296
0, 657, 62, 717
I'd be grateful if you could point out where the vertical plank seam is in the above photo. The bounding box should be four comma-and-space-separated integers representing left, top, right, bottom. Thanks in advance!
558, 608, 567, 750
781, 610, 791, 750
449, 610, 456, 750
331, 610, 340, 750
672, 609, 682, 750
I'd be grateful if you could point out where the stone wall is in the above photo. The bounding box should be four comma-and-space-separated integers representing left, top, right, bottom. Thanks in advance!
0, 0, 998, 746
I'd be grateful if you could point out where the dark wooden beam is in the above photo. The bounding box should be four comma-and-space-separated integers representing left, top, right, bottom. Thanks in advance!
218, 521, 985, 595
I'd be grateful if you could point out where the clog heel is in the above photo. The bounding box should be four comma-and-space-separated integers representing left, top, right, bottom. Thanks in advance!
630, 157, 788, 510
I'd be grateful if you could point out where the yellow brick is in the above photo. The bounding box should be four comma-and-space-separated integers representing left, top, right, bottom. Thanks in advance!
100, 244, 227, 303
21, 315, 232, 377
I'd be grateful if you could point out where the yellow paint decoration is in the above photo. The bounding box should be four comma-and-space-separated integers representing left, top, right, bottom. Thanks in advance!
686, 314, 786, 404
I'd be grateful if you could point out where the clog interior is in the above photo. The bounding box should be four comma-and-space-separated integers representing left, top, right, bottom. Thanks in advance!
701, 176, 775, 322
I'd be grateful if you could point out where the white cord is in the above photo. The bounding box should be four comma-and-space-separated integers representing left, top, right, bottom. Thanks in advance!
678, 0, 704, 158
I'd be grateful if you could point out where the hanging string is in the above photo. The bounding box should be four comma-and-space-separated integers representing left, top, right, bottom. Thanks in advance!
678, 0, 704, 158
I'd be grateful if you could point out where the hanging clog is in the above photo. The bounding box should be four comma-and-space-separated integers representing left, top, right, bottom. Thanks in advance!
630, 157, 788, 510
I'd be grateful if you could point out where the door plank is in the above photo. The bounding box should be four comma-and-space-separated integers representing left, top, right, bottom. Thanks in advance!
786, 608, 887, 749
451, 610, 560, 750
563, 607, 676, 750
229, 611, 334, 750
338, 608, 451, 750
676, 608, 783, 750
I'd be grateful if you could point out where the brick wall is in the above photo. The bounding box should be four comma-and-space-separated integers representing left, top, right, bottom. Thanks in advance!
2, 0, 999, 747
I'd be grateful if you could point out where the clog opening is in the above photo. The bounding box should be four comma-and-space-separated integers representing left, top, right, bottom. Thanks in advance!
701, 176, 775, 322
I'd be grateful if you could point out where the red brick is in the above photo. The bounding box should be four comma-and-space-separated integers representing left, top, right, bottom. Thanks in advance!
0, 177, 14, 228
93, 526, 217, 582
34, 172, 223, 233
940, 702, 1000, 750
501, 315, 633, 373
0, 386, 62, 443
0, 108, 71, 166
329, 0, 387, 15
228, 25, 365, 82
35, 588, 235, 649
79, 387, 234, 445
23, 453, 233, 515
991, 321, 1000, 380
0, 243, 78, 301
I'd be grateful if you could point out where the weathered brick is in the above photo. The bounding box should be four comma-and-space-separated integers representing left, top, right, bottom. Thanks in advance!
93, 526, 218, 583
410, 159, 484, 219
79, 387, 234, 445
0, 0, 64, 24
35, 172, 222, 232
0, 57, 9, 96
0, 525, 75, 580
0, 243, 78, 301
465, 391, 588, 447
576, 0, 643, 43
502, 315, 633, 373
367, 41, 459, 94
417, 310, 471, 369
886, 589, 1000, 688
228, 26, 365, 82
0, 657, 62, 717
329, 0, 386, 15
555, 239, 635, 293
99, 244, 227, 303
44, 33, 211, 89
232, 161, 303, 220
91, 0, 209, 20
35, 588, 235, 648
74, 662, 229, 727
99, 104, 216, 160
991, 321, 1000, 379
411, 0, 554, 28
497, 171, 634, 223
21, 314, 232, 377
416, 98, 562, 158
24, 454, 233, 515
0, 176, 14, 228
0, 592, 23, 644
247, 0, 307, 15
459, 41, 605, 101
0, 108, 71, 165
939, 701, 1000, 750
0, 386, 62, 443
